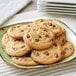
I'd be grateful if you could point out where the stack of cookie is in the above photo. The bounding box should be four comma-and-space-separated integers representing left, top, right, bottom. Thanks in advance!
2, 19, 74, 66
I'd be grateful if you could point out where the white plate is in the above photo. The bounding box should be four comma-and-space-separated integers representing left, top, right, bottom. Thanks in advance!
37, 2, 76, 8
38, 10, 76, 15
38, 0, 76, 4
38, 6, 76, 11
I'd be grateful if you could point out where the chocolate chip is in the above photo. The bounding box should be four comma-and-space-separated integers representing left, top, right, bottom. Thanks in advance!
16, 57, 19, 59
48, 23, 52, 26
12, 47, 17, 51
63, 51, 66, 54
26, 34, 30, 38
62, 39, 64, 43
43, 28, 47, 31
17, 26, 20, 28
14, 39, 17, 41
44, 52, 49, 56
53, 44, 57, 47
40, 19, 44, 22
21, 30, 24, 32
34, 51, 39, 56
63, 48, 69, 54
12, 47, 15, 50
13, 27, 16, 28
28, 25, 30, 27
53, 25, 55, 27
51, 39, 54, 42
39, 35, 42, 38
70, 48, 72, 50
35, 39, 39, 42
45, 34, 49, 38
54, 53, 58, 58
21, 45, 25, 48
11, 28, 14, 31
18, 39, 22, 41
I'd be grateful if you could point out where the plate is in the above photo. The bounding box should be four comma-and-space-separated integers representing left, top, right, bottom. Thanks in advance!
38, 10, 76, 16
0, 20, 76, 69
37, 2, 76, 8
38, 6, 76, 11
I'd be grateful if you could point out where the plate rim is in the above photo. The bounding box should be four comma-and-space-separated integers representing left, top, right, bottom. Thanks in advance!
1, 54, 76, 69
39, 1, 76, 5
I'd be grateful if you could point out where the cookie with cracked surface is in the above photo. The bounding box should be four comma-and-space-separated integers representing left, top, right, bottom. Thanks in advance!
62, 41, 74, 58
23, 25, 54, 50
31, 42, 62, 64
12, 56, 38, 66
5, 39, 31, 56
7, 23, 32, 39
33, 19, 65, 36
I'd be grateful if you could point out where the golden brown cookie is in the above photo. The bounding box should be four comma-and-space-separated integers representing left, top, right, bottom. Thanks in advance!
2, 33, 13, 46
62, 41, 74, 58
12, 56, 38, 66
55, 33, 66, 46
7, 23, 32, 39
31, 42, 62, 64
33, 19, 65, 36
23, 25, 54, 50
5, 39, 31, 56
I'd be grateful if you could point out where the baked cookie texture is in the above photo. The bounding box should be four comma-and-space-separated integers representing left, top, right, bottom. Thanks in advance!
5, 39, 31, 56
55, 33, 66, 46
31, 42, 62, 64
33, 19, 65, 36
12, 56, 38, 66
62, 41, 74, 58
7, 23, 32, 39
23, 25, 54, 50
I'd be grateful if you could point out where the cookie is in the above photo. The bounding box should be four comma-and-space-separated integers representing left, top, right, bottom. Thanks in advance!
33, 19, 52, 25
31, 42, 62, 64
2, 33, 13, 46
62, 41, 74, 58
5, 39, 31, 56
55, 33, 66, 46
12, 56, 38, 66
23, 25, 54, 50
33, 19, 65, 36
7, 23, 32, 39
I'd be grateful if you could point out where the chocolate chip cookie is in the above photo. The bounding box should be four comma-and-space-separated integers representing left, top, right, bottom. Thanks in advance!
5, 39, 31, 56
2, 33, 13, 46
62, 41, 74, 58
7, 23, 32, 39
33, 19, 65, 36
12, 56, 38, 66
23, 25, 54, 50
55, 33, 66, 46
31, 42, 62, 64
